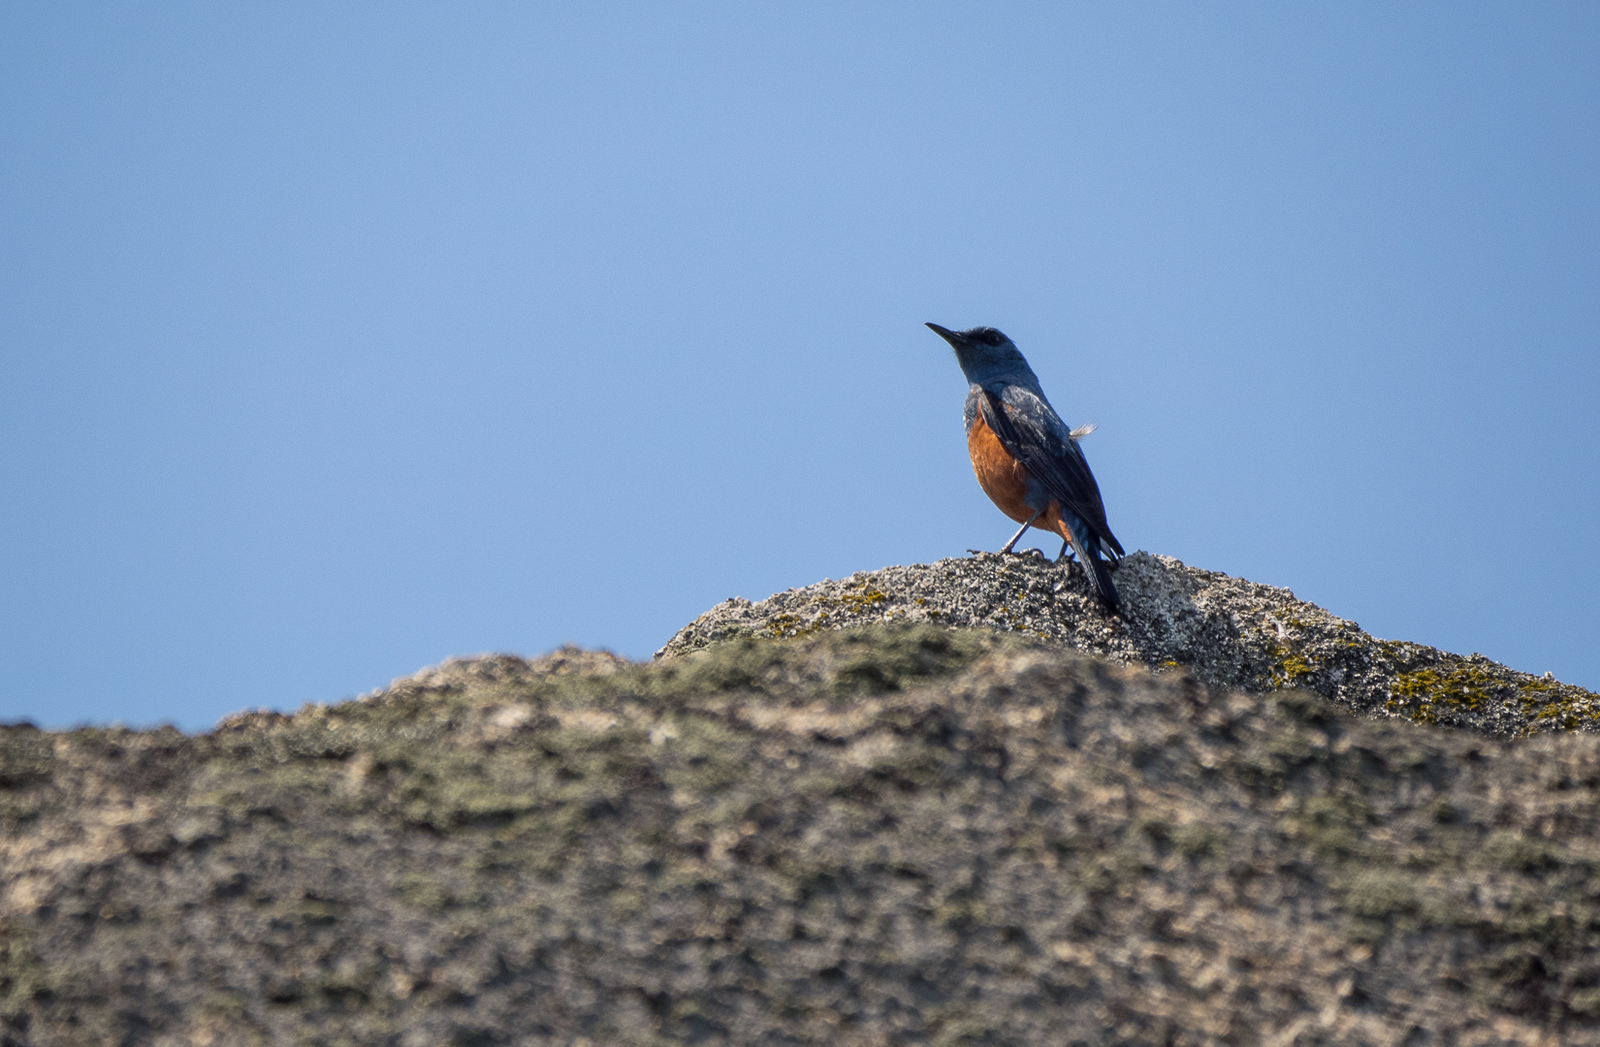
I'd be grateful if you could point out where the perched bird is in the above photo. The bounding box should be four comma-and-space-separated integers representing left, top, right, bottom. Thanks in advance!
927, 322, 1126, 613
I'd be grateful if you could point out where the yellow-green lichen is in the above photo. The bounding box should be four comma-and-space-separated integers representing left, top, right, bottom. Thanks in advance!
1267, 643, 1315, 688
765, 611, 826, 640
1280, 653, 1313, 682
1385, 666, 1497, 725
815, 585, 888, 614
840, 587, 887, 609
1517, 677, 1600, 732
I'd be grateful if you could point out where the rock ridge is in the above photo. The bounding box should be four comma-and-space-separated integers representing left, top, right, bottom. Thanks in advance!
3, 627, 1600, 1044
660, 551, 1600, 738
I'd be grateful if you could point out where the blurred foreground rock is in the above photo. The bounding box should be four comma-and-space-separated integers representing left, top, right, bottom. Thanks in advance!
662, 551, 1600, 737
2, 618, 1600, 1045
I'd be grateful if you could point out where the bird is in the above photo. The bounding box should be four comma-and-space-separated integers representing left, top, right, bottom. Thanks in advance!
927, 322, 1126, 613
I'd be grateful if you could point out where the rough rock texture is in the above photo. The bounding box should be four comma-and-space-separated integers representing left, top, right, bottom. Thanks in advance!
3, 626, 1600, 1045
660, 551, 1600, 738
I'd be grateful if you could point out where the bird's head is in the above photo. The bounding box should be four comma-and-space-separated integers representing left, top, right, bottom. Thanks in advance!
925, 323, 1035, 386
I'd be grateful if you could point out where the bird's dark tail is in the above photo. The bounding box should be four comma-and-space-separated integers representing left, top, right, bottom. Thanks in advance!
1085, 548, 1121, 616
1065, 525, 1122, 616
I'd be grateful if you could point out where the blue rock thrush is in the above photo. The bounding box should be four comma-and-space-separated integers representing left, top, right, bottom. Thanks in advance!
927, 322, 1126, 614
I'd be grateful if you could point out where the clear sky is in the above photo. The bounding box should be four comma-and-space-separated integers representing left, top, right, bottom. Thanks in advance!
3, 4, 1597, 731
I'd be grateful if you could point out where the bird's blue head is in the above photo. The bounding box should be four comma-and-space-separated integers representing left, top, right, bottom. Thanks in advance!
925, 323, 1039, 389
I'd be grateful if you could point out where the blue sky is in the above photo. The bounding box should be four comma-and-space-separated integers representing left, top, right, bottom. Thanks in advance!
3, 4, 1597, 731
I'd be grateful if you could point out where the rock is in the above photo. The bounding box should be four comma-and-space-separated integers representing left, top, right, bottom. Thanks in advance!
3, 625, 1600, 1044
660, 551, 1600, 737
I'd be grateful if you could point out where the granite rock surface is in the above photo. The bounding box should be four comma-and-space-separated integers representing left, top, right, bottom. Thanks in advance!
661, 551, 1600, 737
2, 555, 1599, 1045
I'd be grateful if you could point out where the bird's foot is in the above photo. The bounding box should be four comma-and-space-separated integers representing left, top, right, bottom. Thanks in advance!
998, 512, 1042, 555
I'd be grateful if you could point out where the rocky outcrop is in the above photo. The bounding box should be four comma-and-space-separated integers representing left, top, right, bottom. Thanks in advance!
2, 626, 1600, 1045
3, 553, 1600, 1045
661, 551, 1600, 737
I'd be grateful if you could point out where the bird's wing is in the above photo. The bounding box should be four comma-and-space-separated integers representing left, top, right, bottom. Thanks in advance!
962, 386, 982, 435
977, 386, 1125, 558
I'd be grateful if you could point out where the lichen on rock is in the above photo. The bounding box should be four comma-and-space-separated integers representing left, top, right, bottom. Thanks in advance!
4, 624, 1600, 1044
659, 551, 1600, 737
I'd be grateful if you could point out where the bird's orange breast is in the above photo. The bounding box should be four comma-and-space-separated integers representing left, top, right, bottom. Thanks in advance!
967, 413, 1036, 525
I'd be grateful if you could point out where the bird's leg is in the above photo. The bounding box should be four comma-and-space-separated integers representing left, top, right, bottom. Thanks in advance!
1056, 540, 1075, 564
999, 512, 1042, 555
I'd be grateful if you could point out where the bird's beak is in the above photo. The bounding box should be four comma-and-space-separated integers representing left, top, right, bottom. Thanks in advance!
925, 322, 960, 345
